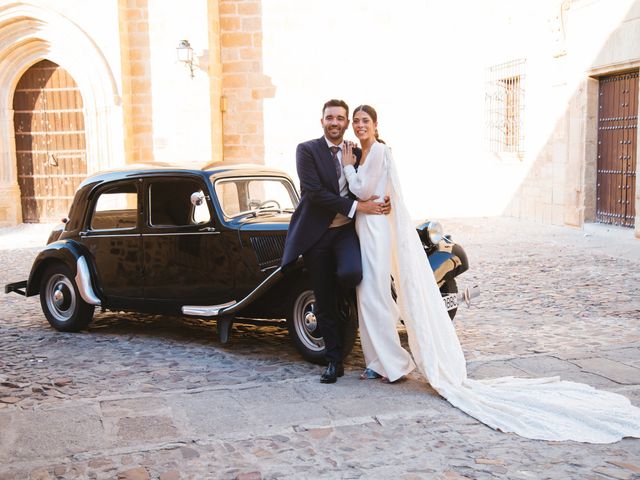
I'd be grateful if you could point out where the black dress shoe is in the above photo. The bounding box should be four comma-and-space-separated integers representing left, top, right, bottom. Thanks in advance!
320, 362, 344, 383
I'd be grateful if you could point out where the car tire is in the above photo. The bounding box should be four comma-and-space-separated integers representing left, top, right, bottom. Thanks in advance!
441, 278, 458, 320
40, 263, 95, 332
286, 285, 358, 365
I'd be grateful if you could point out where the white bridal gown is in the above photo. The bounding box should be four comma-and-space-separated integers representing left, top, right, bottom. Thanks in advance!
344, 141, 640, 443
345, 148, 416, 382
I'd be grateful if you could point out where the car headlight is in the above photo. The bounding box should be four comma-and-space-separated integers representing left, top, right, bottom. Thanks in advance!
426, 221, 443, 245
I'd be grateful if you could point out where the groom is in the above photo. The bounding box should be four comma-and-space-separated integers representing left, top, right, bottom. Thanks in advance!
281, 99, 388, 383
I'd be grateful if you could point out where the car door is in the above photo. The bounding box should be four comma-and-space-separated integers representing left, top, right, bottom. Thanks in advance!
141, 176, 233, 306
79, 180, 143, 302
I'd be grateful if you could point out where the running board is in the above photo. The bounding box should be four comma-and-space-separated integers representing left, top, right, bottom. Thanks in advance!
181, 266, 285, 317
182, 301, 237, 317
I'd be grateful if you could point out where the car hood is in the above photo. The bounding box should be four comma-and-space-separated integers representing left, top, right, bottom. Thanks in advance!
233, 213, 291, 232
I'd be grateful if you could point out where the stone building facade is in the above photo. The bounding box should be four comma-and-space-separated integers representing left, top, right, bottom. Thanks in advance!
0, 0, 638, 239
0, 0, 270, 225
491, 0, 640, 238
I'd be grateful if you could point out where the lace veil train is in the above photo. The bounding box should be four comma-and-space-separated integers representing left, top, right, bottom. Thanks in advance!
384, 145, 640, 443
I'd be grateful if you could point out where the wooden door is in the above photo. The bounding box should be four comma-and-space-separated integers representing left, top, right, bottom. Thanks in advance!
13, 59, 87, 223
596, 71, 638, 227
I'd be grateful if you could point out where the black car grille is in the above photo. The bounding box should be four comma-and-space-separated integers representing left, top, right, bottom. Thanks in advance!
250, 235, 287, 269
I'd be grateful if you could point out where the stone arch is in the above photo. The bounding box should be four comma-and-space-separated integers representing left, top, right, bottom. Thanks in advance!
0, 2, 124, 224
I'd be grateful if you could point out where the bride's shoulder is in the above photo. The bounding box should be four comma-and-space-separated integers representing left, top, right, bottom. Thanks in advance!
372, 141, 390, 153
376, 142, 393, 157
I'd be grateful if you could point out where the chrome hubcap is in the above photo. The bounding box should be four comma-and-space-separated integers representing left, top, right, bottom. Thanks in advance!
304, 310, 317, 332
293, 290, 324, 351
53, 286, 65, 307
45, 274, 76, 322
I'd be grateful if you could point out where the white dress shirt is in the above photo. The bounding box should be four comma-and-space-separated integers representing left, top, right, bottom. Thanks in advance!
324, 137, 357, 226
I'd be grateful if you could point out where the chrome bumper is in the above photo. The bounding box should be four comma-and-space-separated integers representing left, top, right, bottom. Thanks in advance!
458, 284, 480, 307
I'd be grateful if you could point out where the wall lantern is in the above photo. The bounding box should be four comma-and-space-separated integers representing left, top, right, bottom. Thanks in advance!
176, 39, 194, 78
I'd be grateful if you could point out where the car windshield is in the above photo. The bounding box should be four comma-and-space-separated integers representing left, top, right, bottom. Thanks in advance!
213, 176, 299, 218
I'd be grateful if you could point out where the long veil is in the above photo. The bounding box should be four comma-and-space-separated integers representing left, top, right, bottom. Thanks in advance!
385, 147, 640, 443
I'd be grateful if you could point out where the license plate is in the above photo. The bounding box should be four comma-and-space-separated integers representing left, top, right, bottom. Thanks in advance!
442, 293, 458, 311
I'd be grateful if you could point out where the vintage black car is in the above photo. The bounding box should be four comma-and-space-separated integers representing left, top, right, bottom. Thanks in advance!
5, 163, 472, 364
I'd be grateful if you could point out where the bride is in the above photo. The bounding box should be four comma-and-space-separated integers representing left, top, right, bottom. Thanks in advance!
341, 104, 640, 443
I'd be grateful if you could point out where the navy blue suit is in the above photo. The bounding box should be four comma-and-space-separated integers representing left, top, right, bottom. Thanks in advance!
282, 137, 362, 363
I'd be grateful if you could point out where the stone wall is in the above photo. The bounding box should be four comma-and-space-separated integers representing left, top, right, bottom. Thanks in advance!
219, 0, 273, 164
495, 0, 640, 235
0, 0, 639, 234
118, 0, 154, 164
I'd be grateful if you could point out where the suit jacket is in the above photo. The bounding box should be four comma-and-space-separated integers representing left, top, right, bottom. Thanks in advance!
281, 137, 361, 267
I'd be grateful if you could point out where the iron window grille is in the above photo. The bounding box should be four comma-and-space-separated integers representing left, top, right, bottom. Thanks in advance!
486, 58, 526, 156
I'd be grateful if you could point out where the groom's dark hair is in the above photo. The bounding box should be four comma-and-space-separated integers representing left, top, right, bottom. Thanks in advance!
322, 99, 349, 117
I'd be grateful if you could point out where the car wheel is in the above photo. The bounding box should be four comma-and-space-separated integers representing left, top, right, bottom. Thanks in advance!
40, 263, 95, 332
441, 278, 458, 320
286, 286, 358, 365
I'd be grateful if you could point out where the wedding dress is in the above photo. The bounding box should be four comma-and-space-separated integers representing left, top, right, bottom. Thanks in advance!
344, 149, 416, 382
345, 141, 640, 443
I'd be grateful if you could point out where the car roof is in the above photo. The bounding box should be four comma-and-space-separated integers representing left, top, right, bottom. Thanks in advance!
78, 162, 292, 189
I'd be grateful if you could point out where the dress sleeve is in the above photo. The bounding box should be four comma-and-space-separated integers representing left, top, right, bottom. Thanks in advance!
343, 143, 387, 200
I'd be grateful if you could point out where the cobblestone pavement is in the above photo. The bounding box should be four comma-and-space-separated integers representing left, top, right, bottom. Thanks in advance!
0, 217, 639, 480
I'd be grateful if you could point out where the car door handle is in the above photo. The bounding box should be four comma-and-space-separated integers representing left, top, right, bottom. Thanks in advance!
199, 227, 220, 234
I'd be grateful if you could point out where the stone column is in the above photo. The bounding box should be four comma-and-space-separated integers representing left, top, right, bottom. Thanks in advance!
219, 0, 274, 164
0, 108, 21, 225
208, 0, 224, 163
118, 0, 154, 164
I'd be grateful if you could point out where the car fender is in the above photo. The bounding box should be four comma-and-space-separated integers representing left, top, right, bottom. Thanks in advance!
26, 240, 102, 305
428, 243, 469, 286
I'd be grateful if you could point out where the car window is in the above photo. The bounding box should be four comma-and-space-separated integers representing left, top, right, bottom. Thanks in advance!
214, 181, 241, 216
149, 179, 211, 227
90, 183, 138, 230
214, 177, 298, 218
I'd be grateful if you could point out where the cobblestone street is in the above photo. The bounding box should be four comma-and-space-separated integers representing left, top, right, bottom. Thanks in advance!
0, 217, 639, 480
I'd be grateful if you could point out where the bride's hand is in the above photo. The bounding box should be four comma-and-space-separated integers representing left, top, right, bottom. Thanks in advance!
342, 142, 356, 167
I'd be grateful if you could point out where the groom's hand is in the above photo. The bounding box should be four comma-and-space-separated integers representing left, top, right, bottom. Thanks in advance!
357, 196, 385, 215
381, 195, 391, 215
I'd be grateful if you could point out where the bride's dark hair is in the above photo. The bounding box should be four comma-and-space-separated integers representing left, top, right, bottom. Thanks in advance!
353, 104, 385, 144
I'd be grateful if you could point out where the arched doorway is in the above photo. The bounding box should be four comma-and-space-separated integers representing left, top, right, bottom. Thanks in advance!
13, 59, 87, 223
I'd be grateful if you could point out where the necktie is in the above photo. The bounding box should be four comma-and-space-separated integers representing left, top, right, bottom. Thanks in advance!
330, 146, 341, 178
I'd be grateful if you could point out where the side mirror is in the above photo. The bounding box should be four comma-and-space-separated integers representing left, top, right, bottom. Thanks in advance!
190, 191, 205, 206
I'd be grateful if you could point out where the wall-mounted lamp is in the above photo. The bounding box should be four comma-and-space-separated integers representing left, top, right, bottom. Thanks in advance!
176, 39, 194, 78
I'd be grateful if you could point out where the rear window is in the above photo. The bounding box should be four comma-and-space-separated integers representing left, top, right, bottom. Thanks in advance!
90, 183, 137, 230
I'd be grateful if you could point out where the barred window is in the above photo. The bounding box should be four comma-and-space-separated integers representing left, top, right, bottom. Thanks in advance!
486, 59, 526, 156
